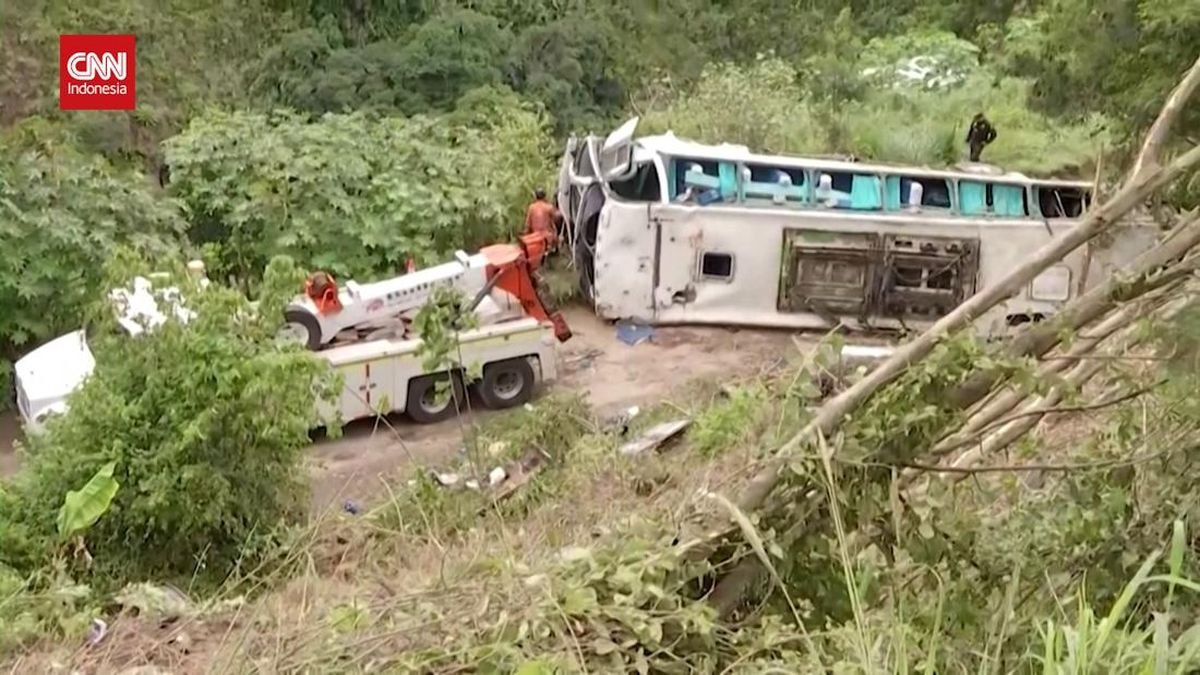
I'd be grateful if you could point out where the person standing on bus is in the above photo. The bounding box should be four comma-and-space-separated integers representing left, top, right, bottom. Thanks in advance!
524, 187, 561, 248
967, 113, 997, 162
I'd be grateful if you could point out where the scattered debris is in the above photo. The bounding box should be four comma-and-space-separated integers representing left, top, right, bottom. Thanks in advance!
116, 667, 171, 675
484, 450, 548, 510
488, 466, 508, 486
616, 321, 655, 346
433, 471, 460, 487
816, 343, 896, 397
603, 405, 641, 435
86, 618, 107, 646
620, 419, 691, 456
563, 347, 604, 369
113, 582, 192, 621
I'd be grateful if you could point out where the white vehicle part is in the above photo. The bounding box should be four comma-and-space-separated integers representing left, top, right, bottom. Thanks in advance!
314, 317, 558, 426
283, 250, 496, 349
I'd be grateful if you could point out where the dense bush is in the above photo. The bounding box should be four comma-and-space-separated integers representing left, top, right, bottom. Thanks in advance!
162, 99, 554, 285
0, 125, 186, 357
0, 256, 337, 587
638, 52, 1111, 175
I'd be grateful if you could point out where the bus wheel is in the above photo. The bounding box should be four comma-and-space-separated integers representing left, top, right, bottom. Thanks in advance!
477, 358, 536, 410
406, 372, 466, 424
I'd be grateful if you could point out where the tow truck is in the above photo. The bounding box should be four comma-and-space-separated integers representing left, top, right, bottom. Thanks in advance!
13, 234, 572, 434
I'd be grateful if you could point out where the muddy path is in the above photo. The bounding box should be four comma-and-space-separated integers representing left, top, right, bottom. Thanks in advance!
307, 306, 803, 511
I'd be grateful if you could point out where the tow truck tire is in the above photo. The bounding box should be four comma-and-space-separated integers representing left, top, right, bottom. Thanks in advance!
282, 309, 323, 351
406, 372, 466, 424
476, 358, 536, 410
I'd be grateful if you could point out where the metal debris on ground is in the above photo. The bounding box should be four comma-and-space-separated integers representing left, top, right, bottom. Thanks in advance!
616, 321, 655, 346
816, 343, 897, 397
563, 347, 604, 369
619, 419, 691, 456
488, 466, 508, 486
87, 618, 107, 646
603, 405, 640, 436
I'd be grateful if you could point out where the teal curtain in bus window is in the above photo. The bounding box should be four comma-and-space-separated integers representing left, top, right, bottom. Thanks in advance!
850, 174, 881, 210
993, 184, 1025, 217
718, 162, 737, 200
884, 176, 902, 210
959, 181, 987, 215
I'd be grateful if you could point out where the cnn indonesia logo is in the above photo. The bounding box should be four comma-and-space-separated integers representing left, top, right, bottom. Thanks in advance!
59, 34, 136, 110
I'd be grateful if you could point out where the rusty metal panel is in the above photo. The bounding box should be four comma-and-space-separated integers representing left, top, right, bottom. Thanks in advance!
778, 229, 882, 320
878, 234, 979, 322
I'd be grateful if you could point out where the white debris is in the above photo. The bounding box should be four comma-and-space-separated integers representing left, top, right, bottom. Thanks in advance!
489, 466, 508, 486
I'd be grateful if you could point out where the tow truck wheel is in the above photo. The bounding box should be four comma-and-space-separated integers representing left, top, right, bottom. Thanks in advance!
476, 358, 536, 410
281, 309, 322, 351
406, 372, 466, 424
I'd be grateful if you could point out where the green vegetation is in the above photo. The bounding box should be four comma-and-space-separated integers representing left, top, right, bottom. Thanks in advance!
1, 0, 1199, 669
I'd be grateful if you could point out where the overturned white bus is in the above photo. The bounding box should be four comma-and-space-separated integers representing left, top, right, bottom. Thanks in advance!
557, 117, 1159, 337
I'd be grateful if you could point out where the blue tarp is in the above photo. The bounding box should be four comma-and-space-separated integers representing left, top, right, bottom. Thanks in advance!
616, 321, 655, 346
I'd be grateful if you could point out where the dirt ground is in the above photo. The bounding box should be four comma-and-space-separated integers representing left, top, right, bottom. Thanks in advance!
0, 305, 805, 512
306, 305, 802, 511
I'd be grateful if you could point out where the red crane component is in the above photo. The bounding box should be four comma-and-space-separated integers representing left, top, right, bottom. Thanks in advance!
479, 238, 572, 343
305, 271, 343, 315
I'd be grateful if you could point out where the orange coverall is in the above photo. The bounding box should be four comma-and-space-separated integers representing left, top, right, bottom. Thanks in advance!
524, 199, 560, 247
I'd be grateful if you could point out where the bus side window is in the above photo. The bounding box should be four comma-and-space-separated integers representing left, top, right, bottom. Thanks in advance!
818, 172, 882, 210
610, 162, 663, 202
742, 164, 807, 205
885, 176, 952, 211
992, 183, 1028, 217
700, 252, 735, 281
671, 158, 735, 205
1037, 186, 1088, 218
958, 180, 988, 215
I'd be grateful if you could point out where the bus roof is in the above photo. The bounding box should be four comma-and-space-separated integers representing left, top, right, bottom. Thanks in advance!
635, 132, 1093, 189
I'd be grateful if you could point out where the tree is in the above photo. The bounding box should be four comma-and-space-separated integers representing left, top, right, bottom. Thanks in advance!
163, 105, 553, 285
0, 124, 186, 357
505, 12, 625, 135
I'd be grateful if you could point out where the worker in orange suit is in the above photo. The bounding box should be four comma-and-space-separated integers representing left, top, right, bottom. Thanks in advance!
524, 187, 561, 249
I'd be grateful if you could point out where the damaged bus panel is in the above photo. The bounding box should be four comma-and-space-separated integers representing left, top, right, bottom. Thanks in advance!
557, 117, 1159, 336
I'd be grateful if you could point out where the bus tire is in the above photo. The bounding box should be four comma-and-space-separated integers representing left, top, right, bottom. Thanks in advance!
476, 358, 536, 410
406, 372, 466, 424
282, 309, 323, 351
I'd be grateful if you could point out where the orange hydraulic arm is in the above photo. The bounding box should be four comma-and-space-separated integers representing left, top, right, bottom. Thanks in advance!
477, 232, 572, 342
304, 271, 343, 315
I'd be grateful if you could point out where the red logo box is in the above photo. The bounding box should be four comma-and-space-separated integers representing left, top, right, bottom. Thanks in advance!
59, 34, 136, 110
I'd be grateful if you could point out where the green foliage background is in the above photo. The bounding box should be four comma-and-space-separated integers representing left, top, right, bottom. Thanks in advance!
0, 0, 1198, 661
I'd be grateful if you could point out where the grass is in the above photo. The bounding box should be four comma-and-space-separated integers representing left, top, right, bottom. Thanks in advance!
8, 350, 1200, 673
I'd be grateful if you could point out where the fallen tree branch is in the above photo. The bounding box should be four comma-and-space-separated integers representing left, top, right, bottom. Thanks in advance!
944, 293, 1192, 477
945, 215, 1200, 410
933, 288, 1178, 456
895, 448, 1172, 475
1129, 55, 1200, 180
975, 379, 1161, 431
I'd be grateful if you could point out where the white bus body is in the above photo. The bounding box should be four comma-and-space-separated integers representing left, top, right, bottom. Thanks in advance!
558, 118, 1159, 336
